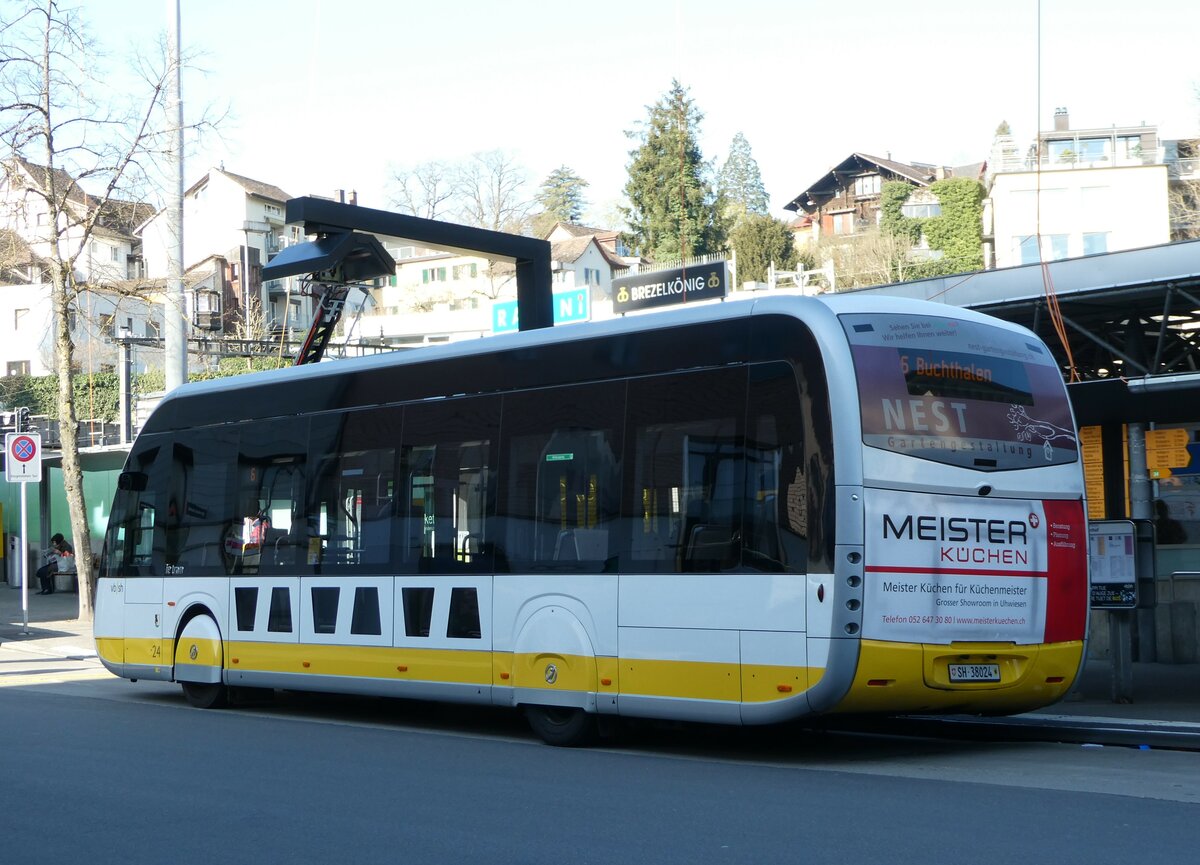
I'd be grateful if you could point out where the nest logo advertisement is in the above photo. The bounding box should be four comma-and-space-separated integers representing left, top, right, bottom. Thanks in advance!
611, 261, 727, 313
862, 490, 1087, 645
841, 313, 1078, 471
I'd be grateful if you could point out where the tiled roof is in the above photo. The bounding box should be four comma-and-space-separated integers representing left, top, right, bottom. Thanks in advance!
547, 221, 615, 239
9, 157, 93, 209
0, 227, 39, 263
7, 158, 150, 235
216, 168, 291, 203
551, 236, 595, 264
785, 152, 963, 213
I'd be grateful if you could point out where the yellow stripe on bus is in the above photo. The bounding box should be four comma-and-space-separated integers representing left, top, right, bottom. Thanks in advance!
226, 641, 493, 685
97, 637, 823, 705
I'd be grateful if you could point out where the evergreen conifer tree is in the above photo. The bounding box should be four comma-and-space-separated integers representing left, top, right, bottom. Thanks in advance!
718, 132, 769, 226
622, 80, 725, 261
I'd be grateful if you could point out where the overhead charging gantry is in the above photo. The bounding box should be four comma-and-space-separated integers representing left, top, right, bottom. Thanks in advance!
262, 196, 554, 365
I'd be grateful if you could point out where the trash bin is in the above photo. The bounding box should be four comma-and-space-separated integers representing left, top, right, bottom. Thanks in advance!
7, 535, 22, 588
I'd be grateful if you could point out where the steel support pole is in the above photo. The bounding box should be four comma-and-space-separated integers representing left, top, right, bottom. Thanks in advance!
164, 0, 187, 391
119, 338, 133, 444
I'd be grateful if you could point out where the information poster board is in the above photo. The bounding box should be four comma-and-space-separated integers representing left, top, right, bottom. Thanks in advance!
1088, 519, 1137, 608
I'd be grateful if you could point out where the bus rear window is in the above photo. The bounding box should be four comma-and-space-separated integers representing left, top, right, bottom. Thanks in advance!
841, 312, 1078, 471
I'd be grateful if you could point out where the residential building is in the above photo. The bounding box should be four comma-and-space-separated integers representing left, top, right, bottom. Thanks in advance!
0, 158, 158, 377
781, 153, 984, 288
986, 109, 1172, 268
783, 153, 972, 242
139, 167, 308, 340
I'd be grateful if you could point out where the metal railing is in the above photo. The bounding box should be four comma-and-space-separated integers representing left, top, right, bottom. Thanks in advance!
991, 149, 1165, 174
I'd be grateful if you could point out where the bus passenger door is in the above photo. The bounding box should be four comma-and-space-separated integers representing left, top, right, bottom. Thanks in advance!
494, 384, 624, 711
123, 577, 165, 676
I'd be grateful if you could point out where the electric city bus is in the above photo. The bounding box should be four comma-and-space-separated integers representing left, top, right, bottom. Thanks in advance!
95, 292, 1088, 745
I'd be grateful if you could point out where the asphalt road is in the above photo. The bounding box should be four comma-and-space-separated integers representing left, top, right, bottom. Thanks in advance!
2, 674, 1199, 865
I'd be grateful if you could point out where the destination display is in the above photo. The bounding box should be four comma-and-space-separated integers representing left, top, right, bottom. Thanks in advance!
612, 261, 727, 313
842, 313, 1078, 471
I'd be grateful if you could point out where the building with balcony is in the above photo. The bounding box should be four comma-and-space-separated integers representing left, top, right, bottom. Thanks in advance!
0, 157, 148, 287
783, 153, 972, 241
139, 167, 308, 342
985, 109, 1174, 268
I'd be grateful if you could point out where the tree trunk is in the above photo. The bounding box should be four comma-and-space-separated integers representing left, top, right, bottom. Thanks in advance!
50, 264, 95, 620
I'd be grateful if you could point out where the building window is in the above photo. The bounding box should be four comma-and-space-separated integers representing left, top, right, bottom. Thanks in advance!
110, 246, 119, 262
1083, 232, 1109, 255
14, 308, 28, 330
1016, 235, 1040, 265
6, 361, 30, 376
422, 267, 447, 284
1043, 234, 1069, 261
1077, 138, 1111, 163
452, 263, 478, 280
831, 212, 854, 235
1117, 135, 1143, 160
853, 174, 881, 197
901, 202, 941, 218
100, 313, 116, 337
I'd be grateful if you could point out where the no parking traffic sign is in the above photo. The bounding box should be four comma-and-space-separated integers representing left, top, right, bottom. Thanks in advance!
5, 432, 42, 483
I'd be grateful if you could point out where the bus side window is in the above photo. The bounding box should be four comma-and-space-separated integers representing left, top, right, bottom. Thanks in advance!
626, 368, 747, 574
400, 397, 499, 575
500, 382, 625, 574
165, 428, 238, 575
307, 408, 400, 574
744, 362, 808, 574
230, 419, 311, 576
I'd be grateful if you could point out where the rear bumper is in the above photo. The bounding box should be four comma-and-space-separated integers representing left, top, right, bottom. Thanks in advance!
830, 638, 1084, 715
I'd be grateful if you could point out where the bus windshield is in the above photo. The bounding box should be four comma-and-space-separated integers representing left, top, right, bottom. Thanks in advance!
841, 312, 1078, 471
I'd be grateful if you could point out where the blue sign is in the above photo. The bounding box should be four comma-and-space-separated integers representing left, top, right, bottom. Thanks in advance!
492, 288, 591, 333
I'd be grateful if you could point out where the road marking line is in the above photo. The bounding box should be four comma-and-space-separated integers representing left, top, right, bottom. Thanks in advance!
0, 668, 114, 687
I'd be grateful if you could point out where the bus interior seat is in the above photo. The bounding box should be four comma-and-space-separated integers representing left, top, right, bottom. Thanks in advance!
554, 528, 609, 562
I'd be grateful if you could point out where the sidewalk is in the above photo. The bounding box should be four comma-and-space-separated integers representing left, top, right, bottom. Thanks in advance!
0, 580, 91, 658
2, 579, 1198, 745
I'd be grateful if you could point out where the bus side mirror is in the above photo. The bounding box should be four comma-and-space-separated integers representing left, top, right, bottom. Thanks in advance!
118, 471, 148, 491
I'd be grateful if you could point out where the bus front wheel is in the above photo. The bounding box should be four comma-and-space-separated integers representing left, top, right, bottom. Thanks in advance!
181, 681, 228, 709
523, 704, 598, 747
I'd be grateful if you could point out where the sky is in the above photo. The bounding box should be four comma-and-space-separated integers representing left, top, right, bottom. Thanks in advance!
55, 0, 1200, 224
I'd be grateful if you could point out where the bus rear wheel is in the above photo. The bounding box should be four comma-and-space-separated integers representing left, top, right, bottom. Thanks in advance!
181, 681, 229, 709
523, 704, 598, 747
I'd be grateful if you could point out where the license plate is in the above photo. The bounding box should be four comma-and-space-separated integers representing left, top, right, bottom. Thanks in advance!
948, 663, 1000, 683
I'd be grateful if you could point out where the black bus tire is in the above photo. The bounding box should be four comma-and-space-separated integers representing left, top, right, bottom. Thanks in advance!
181, 681, 229, 709
523, 704, 598, 747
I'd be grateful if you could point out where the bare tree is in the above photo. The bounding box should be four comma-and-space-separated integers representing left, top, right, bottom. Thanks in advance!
452, 149, 533, 234
0, 1, 213, 619
390, 160, 456, 220
806, 227, 919, 290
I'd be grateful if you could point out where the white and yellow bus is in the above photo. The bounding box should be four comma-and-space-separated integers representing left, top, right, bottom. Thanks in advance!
95, 293, 1088, 745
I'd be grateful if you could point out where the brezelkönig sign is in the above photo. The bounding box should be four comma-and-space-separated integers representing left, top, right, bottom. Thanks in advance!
612, 260, 727, 313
